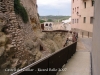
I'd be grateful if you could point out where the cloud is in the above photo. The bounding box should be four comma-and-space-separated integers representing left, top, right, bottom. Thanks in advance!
37, 0, 71, 16
37, 0, 71, 8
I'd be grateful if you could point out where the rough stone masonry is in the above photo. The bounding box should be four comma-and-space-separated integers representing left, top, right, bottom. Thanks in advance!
0, 1, 70, 75
0, 0, 40, 70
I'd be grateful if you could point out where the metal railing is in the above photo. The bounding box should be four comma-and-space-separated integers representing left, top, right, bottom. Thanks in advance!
12, 42, 77, 75
42, 30, 70, 32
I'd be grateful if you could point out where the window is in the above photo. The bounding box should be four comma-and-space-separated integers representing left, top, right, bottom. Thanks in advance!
49, 23, 52, 27
45, 23, 48, 26
77, 19, 79, 23
75, 8, 76, 12
77, 7, 79, 15
77, 7, 79, 11
77, 12, 79, 15
72, 19, 74, 24
90, 17, 93, 24
75, 19, 76, 23
73, 8, 74, 13
83, 17, 86, 23
92, 1, 94, 6
84, 2, 86, 8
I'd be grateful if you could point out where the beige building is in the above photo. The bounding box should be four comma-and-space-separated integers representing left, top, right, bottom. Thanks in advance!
44, 22, 53, 30
71, 0, 94, 37
71, 0, 100, 75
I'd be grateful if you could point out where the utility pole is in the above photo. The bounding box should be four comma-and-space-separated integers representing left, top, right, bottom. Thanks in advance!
58, 11, 59, 23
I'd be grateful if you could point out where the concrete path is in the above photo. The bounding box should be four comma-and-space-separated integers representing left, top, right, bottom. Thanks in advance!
77, 37, 92, 52
57, 37, 92, 75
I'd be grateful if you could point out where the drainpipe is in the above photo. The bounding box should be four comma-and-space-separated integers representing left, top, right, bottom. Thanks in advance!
88, 32, 89, 38
82, 32, 84, 38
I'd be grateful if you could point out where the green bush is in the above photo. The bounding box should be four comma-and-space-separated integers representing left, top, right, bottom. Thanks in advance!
14, 0, 29, 23
40, 19, 46, 23
47, 19, 53, 22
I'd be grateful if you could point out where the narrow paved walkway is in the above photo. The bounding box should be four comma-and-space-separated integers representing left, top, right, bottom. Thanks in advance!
77, 37, 92, 52
58, 37, 92, 75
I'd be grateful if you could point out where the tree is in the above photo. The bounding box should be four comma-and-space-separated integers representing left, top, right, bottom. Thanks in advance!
47, 19, 53, 22
14, 0, 29, 23
40, 19, 46, 23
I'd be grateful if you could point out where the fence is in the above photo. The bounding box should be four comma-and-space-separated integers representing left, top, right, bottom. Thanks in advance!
12, 42, 77, 75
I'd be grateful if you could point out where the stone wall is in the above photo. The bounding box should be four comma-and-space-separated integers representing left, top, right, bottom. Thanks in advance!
0, 1, 73, 75
0, 0, 41, 71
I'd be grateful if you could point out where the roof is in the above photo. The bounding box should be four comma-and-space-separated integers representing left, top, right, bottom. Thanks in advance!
62, 17, 71, 23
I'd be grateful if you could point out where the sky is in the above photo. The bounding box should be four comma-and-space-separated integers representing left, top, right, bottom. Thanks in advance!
37, 0, 71, 16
